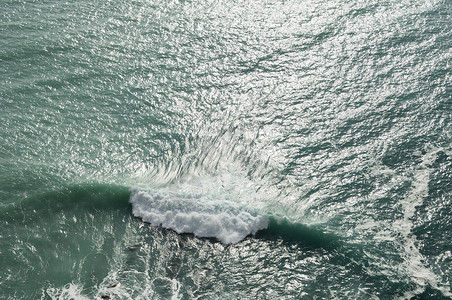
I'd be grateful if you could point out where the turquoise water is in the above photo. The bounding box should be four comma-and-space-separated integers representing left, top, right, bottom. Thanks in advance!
1, 0, 451, 298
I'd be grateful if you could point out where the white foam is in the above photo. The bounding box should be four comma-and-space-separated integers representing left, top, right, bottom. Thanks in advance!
130, 189, 268, 244
44, 283, 90, 300
394, 146, 452, 298
361, 145, 452, 298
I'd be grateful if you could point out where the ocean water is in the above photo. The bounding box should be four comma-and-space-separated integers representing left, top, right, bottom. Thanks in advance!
1, 0, 451, 298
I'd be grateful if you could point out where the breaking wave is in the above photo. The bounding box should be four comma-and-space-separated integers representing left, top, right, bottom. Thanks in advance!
130, 189, 269, 244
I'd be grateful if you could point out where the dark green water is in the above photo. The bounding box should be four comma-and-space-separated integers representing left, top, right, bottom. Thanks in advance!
1, 0, 451, 298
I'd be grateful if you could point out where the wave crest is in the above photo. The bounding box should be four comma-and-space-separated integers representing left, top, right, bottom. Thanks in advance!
130, 190, 268, 244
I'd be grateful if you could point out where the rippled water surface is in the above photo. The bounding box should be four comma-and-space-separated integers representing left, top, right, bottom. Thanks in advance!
1, 0, 451, 298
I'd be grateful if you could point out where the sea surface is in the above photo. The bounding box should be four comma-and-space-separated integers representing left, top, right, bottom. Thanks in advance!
1, 0, 451, 298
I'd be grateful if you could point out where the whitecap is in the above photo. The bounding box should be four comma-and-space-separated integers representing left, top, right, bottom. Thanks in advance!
130, 189, 268, 244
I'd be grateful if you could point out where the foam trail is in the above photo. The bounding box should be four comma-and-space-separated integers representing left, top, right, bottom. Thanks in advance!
130, 189, 268, 244
397, 146, 452, 299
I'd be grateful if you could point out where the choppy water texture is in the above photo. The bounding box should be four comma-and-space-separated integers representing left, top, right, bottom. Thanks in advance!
1, 0, 452, 298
